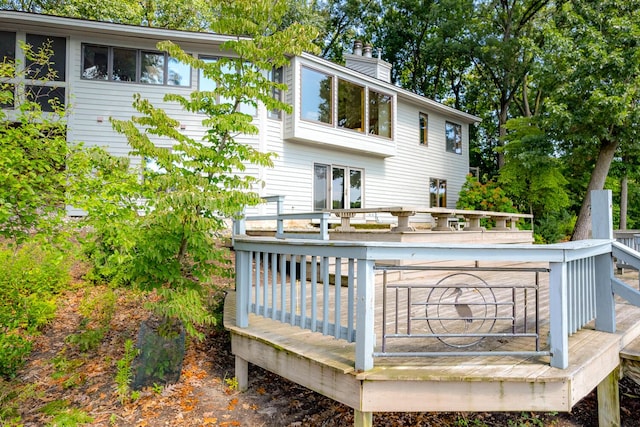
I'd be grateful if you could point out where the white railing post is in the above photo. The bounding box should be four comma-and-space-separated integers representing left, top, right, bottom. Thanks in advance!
591, 190, 616, 332
355, 258, 375, 371
235, 250, 250, 328
549, 261, 569, 368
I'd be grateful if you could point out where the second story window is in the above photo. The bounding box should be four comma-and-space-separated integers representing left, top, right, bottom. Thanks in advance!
419, 113, 428, 146
26, 34, 66, 81
445, 121, 462, 154
338, 78, 364, 132
82, 44, 190, 86
268, 66, 283, 120
301, 67, 332, 124
369, 89, 392, 138
300, 66, 394, 141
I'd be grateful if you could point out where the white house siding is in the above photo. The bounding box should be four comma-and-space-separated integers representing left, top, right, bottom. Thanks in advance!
1, 12, 479, 220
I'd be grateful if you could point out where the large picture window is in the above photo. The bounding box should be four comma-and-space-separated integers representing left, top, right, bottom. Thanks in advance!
301, 66, 394, 141
369, 89, 392, 138
338, 79, 364, 132
82, 44, 190, 86
430, 178, 447, 208
301, 67, 332, 124
314, 164, 363, 210
445, 121, 462, 154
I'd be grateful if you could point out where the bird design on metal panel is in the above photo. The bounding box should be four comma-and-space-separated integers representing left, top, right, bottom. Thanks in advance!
449, 287, 473, 329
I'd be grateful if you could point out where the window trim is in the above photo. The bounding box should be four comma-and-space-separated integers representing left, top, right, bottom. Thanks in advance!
430, 178, 447, 208
445, 120, 462, 155
313, 163, 364, 210
300, 65, 394, 141
81, 43, 191, 87
419, 112, 428, 146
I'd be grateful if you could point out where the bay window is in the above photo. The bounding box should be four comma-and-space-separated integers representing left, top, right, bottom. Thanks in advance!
301, 67, 332, 124
301, 66, 393, 140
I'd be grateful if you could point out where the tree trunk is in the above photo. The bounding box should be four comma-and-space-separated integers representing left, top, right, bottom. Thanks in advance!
571, 140, 619, 241
620, 174, 628, 230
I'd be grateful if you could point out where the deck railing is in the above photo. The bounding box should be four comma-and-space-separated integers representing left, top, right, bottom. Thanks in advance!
233, 191, 640, 371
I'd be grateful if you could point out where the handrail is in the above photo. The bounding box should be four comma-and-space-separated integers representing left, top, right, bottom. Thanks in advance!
234, 236, 612, 370
234, 196, 330, 240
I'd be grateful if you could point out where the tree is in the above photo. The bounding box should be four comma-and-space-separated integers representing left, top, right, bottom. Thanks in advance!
70, 0, 319, 338
538, 1, 640, 240
0, 39, 69, 245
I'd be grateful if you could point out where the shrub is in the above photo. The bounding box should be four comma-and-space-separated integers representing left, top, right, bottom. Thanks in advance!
0, 242, 71, 378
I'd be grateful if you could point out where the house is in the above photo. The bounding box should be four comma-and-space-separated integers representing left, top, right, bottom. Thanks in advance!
0, 11, 480, 221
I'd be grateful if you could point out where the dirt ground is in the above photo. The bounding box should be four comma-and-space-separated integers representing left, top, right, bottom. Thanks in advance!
7, 274, 640, 427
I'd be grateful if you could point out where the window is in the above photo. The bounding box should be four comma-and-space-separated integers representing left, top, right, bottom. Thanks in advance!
268, 66, 283, 119
198, 57, 256, 116
430, 178, 447, 208
445, 121, 462, 154
81, 44, 190, 86
369, 89, 392, 138
0, 31, 16, 109
0, 31, 15, 63
419, 113, 428, 145
26, 34, 66, 81
112, 47, 136, 82
301, 66, 394, 141
301, 67, 332, 124
314, 164, 363, 210
25, 85, 65, 111
338, 79, 364, 132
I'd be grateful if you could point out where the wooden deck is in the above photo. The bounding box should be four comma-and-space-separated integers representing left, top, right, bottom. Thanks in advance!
224, 267, 640, 416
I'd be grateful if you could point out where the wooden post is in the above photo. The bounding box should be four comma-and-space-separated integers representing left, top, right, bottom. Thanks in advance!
549, 261, 569, 368
591, 190, 616, 332
355, 258, 375, 371
235, 354, 249, 392
597, 368, 620, 427
354, 409, 372, 427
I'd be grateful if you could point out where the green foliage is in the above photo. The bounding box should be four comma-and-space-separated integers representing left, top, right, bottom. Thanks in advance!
66, 287, 116, 352
499, 117, 570, 219
0, 39, 71, 246
70, 0, 319, 339
533, 211, 575, 244
115, 339, 139, 404
0, 242, 71, 378
456, 174, 517, 213
40, 399, 94, 427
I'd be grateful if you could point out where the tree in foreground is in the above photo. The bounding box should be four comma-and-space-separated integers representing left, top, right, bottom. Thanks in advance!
70, 0, 318, 378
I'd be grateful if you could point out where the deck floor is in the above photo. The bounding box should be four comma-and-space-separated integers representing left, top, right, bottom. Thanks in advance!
224, 265, 640, 413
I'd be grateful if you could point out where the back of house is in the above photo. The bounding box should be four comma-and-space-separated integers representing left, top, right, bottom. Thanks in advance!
0, 11, 479, 220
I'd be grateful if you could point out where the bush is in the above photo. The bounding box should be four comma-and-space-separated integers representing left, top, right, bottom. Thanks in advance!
0, 241, 72, 378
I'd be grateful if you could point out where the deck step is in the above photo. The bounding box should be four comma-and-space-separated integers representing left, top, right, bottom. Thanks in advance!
620, 338, 640, 386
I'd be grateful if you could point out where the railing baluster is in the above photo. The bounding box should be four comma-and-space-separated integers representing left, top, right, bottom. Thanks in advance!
290, 255, 297, 326
347, 259, 355, 342
334, 258, 341, 338
311, 255, 318, 331
322, 256, 330, 335
280, 254, 286, 322
263, 252, 269, 316
300, 256, 307, 329
254, 252, 261, 315
271, 252, 277, 320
